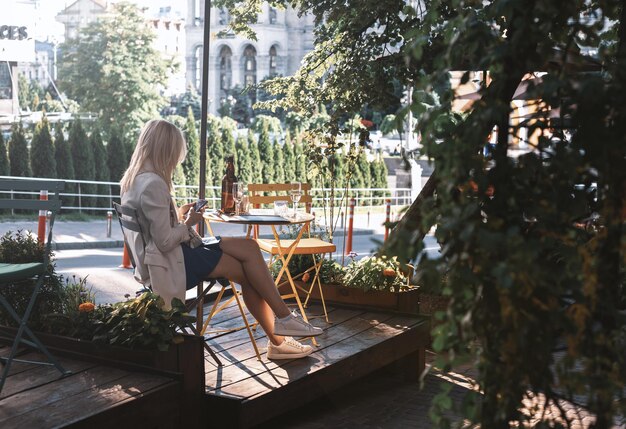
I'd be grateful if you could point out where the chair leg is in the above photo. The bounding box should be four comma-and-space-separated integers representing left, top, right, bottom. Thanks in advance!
181, 321, 222, 367
302, 254, 331, 323
0, 280, 70, 394
230, 282, 262, 361
198, 283, 261, 361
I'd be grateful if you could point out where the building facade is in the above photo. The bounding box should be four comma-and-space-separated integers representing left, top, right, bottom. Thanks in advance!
186, 0, 315, 116
1, 0, 36, 116
17, 40, 57, 87
54, 0, 109, 41
55, 1, 186, 96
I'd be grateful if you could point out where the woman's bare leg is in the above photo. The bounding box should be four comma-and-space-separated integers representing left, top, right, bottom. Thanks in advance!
208, 250, 286, 345
215, 237, 291, 318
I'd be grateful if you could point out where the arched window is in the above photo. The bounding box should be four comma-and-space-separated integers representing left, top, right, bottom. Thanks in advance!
269, 7, 277, 24
219, 45, 232, 97
269, 46, 277, 76
243, 45, 257, 86
194, 45, 203, 90
243, 45, 257, 105
219, 8, 230, 25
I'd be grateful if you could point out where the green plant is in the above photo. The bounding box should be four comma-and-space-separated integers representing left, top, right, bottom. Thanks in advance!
316, 258, 344, 285
342, 256, 409, 293
92, 292, 193, 351
0, 231, 64, 331
42, 275, 99, 340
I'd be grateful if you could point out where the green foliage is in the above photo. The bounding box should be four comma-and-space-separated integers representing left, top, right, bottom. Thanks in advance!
285, 112, 309, 136
0, 127, 9, 176
219, 85, 254, 124
69, 119, 96, 210
90, 124, 110, 208
257, 123, 274, 180
8, 122, 31, 177
379, 114, 400, 136
18, 75, 48, 112
272, 138, 285, 183
316, 258, 344, 285
182, 107, 200, 187
0, 231, 64, 331
399, 1, 625, 427
54, 123, 73, 179
219, 0, 625, 426
54, 123, 75, 206
58, 1, 173, 139
106, 130, 128, 182
342, 255, 408, 293
235, 134, 252, 184
293, 136, 306, 181
252, 115, 282, 135
172, 164, 187, 200
247, 129, 262, 184
221, 117, 237, 157
207, 115, 225, 187
93, 293, 193, 351
171, 86, 201, 118
282, 132, 296, 183
42, 275, 100, 340
31, 116, 57, 178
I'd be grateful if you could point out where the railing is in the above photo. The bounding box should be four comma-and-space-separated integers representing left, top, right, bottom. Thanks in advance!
0, 176, 413, 215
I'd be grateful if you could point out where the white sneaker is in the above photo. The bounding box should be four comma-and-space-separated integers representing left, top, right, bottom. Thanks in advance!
267, 336, 313, 360
273, 311, 323, 337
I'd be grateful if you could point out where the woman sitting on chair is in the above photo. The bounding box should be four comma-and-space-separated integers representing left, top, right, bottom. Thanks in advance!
120, 119, 322, 359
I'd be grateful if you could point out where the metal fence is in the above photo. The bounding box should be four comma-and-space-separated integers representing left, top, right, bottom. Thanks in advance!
0, 175, 412, 215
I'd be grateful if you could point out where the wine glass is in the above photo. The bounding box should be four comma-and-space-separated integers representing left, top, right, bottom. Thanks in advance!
289, 182, 302, 218
232, 182, 244, 215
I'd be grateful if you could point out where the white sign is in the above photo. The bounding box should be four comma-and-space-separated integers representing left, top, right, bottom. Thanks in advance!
0, 1, 35, 62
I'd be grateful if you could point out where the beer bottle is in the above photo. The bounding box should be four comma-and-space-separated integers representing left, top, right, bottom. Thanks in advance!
221, 155, 237, 214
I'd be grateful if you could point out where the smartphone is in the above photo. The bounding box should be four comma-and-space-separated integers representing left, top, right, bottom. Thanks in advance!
193, 199, 208, 212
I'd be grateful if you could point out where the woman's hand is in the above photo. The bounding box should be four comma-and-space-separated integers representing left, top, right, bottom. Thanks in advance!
178, 202, 194, 221
181, 202, 204, 226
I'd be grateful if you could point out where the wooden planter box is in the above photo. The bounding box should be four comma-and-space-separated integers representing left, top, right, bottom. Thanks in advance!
0, 326, 205, 428
289, 280, 421, 315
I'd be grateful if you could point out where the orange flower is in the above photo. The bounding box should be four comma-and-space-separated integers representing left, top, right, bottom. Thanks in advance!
383, 268, 396, 277
79, 302, 95, 313
302, 272, 311, 282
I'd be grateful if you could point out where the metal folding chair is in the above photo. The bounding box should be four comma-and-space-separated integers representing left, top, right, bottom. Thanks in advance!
113, 202, 261, 363
0, 179, 71, 394
248, 183, 337, 323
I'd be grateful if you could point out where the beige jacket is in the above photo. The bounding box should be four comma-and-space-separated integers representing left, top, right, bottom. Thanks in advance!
121, 172, 191, 308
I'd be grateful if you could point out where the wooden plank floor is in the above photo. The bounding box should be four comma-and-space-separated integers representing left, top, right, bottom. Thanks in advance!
0, 346, 181, 429
200, 301, 430, 429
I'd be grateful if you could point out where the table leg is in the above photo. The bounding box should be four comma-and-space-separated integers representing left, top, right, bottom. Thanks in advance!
270, 224, 319, 346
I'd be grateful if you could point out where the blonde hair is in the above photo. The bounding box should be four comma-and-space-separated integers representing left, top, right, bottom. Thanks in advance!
120, 119, 187, 194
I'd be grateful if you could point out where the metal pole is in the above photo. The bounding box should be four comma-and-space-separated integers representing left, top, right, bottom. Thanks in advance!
198, 0, 212, 238
106, 211, 112, 238
345, 198, 355, 255
197, 0, 212, 331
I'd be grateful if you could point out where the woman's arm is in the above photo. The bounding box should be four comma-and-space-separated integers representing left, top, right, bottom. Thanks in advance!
140, 180, 190, 253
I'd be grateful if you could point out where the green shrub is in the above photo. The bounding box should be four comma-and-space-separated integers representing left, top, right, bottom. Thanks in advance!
92, 293, 193, 351
342, 255, 408, 293
0, 231, 64, 330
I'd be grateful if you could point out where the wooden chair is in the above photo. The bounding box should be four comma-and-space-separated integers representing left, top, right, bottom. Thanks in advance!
0, 179, 71, 394
113, 203, 261, 366
248, 183, 336, 323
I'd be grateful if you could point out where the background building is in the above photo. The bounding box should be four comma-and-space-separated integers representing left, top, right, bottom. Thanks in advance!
54, 0, 110, 41
0, 0, 36, 117
186, 0, 315, 116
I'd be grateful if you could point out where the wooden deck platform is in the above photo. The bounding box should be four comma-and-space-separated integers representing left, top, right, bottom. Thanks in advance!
200, 303, 430, 429
0, 346, 181, 429
0, 300, 429, 429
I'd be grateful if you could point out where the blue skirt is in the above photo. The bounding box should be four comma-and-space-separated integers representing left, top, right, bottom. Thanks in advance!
181, 237, 223, 290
